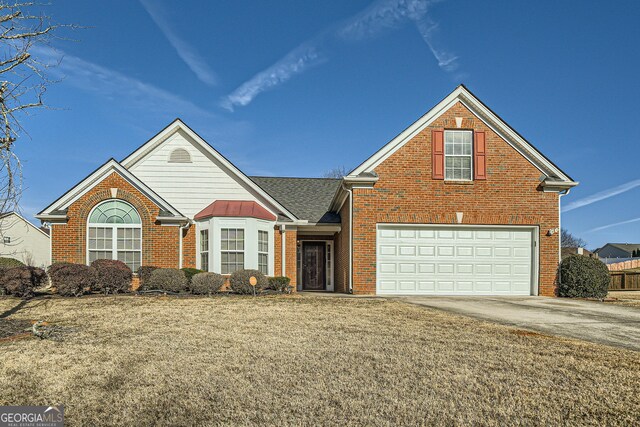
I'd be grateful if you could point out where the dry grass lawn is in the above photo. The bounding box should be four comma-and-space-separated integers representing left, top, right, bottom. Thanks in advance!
607, 291, 640, 307
0, 295, 638, 426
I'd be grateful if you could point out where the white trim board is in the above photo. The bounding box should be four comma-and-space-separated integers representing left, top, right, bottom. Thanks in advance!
120, 119, 298, 222
36, 159, 185, 221
350, 85, 576, 186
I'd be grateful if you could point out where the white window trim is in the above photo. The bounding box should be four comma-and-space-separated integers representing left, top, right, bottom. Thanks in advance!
258, 230, 269, 275
220, 227, 245, 274
444, 130, 473, 182
86, 200, 142, 270
196, 217, 274, 275
199, 229, 209, 271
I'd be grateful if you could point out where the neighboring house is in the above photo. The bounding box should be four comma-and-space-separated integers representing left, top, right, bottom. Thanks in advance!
0, 212, 51, 268
36, 85, 577, 296
595, 243, 640, 259
561, 247, 593, 259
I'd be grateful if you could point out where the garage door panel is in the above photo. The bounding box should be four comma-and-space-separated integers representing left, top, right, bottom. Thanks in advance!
377, 225, 534, 295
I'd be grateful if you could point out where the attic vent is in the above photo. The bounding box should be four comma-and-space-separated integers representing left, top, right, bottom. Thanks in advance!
168, 148, 192, 163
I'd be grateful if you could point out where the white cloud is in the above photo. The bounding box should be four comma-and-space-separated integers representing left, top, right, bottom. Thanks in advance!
221, 0, 459, 110
337, 0, 430, 40
414, 17, 459, 71
139, 0, 217, 86
220, 44, 325, 111
585, 217, 640, 233
339, 0, 458, 72
562, 179, 640, 213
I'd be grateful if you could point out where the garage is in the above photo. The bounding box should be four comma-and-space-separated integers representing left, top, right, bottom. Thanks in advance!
376, 225, 537, 295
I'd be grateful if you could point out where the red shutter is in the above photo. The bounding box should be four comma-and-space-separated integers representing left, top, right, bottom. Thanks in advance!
432, 129, 444, 180
474, 130, 487, 180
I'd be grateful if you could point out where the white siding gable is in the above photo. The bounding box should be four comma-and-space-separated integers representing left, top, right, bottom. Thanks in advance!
128, 130, 260, 218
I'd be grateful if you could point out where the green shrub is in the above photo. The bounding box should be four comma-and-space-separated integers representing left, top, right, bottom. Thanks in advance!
558, 255, 610, 299
0, 257, 25, 269
181, 267, 204, 285
268, 276, 292, 293
49, 263, 97, 297
0, 266, 47, 298
190, 272, 225, 295
91, 259, 132, 294
229, 269, 268, 295
137, 266, 159, 290
148, 268, 188, 293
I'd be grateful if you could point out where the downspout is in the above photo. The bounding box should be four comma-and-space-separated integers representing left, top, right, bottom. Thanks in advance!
178, 221, 190, 269
557, 188, 571, 287
342, 184, 354, 294
281, 225, 286, 277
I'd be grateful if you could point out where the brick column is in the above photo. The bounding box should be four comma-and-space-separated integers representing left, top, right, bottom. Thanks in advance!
285, 227, 298, 290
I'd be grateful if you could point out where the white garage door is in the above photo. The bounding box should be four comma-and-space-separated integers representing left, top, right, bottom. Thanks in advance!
377, 225, 536, 295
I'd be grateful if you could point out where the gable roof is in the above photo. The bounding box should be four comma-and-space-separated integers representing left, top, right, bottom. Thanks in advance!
349, 85, 577, 188
120, 119, 298, 222
0, 212, 51, 238
35, 159, 185, 222
249, 177, 342, 223
598, 243, 640, 254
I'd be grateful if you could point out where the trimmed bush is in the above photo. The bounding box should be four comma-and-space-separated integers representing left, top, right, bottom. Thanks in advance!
148, 268, 188, 293
268, 276, 292, 293
190, 272, 225, 295
91, 259, 133, 294
229, 269, 268, 295
558, 255, 610, 299
0, 257, 25, 269
0, 266, 47, 298
137, 266, 159, 289
181, 267, 204, 285
49, 263, 97, 297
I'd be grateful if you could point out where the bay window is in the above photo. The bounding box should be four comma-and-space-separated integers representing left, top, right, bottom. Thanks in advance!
221, 228, 245, 274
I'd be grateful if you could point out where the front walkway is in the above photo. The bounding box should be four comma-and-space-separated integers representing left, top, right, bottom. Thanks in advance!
392, 296, 640, 351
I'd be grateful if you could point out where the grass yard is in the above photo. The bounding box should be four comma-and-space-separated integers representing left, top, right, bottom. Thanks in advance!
607, 291, 640, 307
0, 295, 638, 426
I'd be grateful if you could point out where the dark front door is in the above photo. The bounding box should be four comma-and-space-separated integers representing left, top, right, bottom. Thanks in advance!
302, 242, 326, 291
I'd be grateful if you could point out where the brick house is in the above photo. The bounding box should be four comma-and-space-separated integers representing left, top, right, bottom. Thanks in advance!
36, 85, 577, 296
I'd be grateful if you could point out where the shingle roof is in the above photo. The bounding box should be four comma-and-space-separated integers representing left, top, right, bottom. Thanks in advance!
249, 177, 341, 223
604, 243, 640, 253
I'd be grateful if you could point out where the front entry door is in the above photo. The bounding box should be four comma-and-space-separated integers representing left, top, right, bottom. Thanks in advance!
302, 242, 326, 290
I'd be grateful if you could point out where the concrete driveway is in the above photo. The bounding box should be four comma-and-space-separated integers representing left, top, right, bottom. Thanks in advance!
395, 296, 640, 351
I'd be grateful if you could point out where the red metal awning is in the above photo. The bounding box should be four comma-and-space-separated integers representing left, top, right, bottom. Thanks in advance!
194, 200, 276, 221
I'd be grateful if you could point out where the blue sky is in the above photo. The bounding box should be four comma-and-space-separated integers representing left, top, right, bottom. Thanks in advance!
15, 0, 640, 249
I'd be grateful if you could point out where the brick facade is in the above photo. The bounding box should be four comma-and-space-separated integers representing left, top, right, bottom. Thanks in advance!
51, 172, 182, 268
273, 226, 298, 291
349, 102, 559, 296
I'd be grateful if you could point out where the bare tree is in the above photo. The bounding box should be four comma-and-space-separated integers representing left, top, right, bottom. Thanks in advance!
561, 228, 587, 248
0, 2, 72, 215
322, 165, 349, 179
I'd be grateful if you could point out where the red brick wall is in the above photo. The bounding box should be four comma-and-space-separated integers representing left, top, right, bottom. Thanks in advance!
351, 102, 559, 296
182, 226, 196, 269
334, 197, 351, 293
51, 172, 181, 268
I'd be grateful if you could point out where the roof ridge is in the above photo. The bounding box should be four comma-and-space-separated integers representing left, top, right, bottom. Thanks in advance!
250, 175, 342, 181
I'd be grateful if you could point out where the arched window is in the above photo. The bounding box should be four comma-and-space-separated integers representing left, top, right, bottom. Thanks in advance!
168, 148, 192, 163
88, 200, 142, 271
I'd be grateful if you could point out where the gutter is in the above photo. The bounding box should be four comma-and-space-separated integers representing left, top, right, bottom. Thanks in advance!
178, 221, 192, 269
